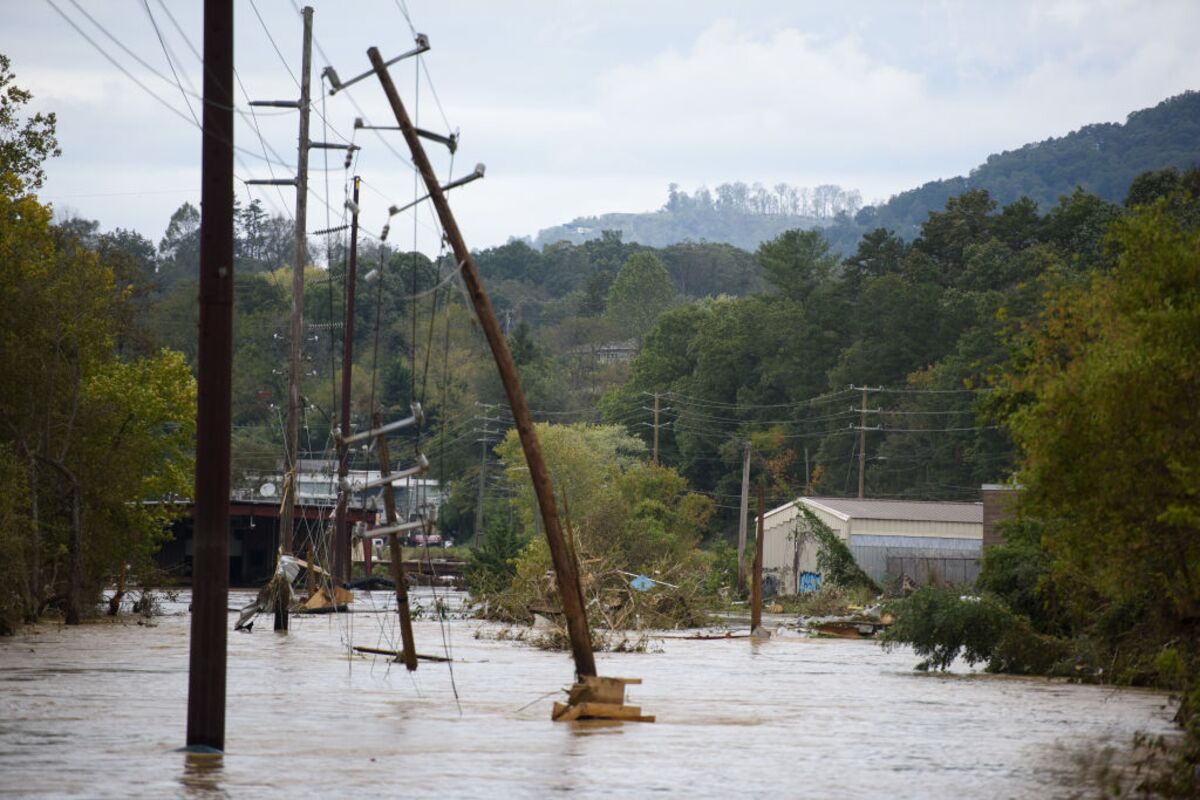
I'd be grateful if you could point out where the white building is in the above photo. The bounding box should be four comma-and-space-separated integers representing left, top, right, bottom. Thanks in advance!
761, 497, 983, 593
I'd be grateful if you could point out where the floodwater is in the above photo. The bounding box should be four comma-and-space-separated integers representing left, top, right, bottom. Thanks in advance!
0, 589, 1178, 799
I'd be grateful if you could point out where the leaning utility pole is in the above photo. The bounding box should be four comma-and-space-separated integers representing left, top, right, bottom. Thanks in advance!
374, 412, 418, 672
737, 440, 752, 594
187, 0, 233, 752
369, 47, 596, 679
333, 176, 360, 585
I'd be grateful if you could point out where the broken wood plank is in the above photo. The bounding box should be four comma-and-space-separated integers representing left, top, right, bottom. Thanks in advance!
351, 645, 452, 663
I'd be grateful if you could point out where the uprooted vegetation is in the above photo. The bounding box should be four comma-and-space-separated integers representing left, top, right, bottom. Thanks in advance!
466, 423, 724, 636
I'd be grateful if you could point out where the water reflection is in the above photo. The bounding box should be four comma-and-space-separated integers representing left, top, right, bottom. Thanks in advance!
179, 751, 226, 799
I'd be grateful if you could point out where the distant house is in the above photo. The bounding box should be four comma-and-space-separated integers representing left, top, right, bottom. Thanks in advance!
761, 496, 983, 593
565, 339, 640, 365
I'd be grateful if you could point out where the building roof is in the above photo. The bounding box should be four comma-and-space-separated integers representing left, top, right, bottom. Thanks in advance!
802, 497, 982, 524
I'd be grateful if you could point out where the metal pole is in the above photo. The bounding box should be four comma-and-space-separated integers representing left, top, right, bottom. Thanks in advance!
737, 441, 751, 594
334, 176, 360, 585
187, 0, 233, 751
369, 47, 596, 678
858, 388, 866, 499
275, 5, 312, 629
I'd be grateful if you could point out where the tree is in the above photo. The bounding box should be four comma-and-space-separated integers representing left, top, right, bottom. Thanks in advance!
157, 202, 201, 288
605, 252, 676, 340
756, 229, 837, 303
999, 191, 1200, 700
0, 54, 59, 192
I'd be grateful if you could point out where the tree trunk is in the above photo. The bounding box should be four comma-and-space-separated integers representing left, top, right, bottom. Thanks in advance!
65, 483, 83, 625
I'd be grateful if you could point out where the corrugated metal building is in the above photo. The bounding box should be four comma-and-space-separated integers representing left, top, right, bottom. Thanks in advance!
761, 497, 983, 592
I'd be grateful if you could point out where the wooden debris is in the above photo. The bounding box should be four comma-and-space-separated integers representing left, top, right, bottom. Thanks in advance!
551, 676, 655, 723
302, 585, 353, 613
351, 645, 452, 663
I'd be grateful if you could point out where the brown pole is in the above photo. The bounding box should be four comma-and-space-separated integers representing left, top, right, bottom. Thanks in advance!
368, 47, 596, 678
652, 392, 660, 465
375, 413, 418, 671
187, 0, 233, 751
751, 481, 765, 633
334, 177, 361, 585
858, 387, 867, 499
274, 6, 313, 632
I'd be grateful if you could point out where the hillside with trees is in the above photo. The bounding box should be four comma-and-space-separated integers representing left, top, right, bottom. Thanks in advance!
532, 181, 860, 251
532, 92, 1200, 256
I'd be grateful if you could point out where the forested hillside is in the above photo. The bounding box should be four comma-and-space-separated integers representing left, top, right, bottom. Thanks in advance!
848, 90, 1200, 243
532, 181, 858, 251
532, 92, 1200, 256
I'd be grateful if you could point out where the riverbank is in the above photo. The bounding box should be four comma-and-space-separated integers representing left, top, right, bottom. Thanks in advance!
0, 589, 1179, 798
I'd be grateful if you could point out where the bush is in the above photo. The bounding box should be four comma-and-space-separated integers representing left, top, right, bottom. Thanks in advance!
881, 586, 1071, 673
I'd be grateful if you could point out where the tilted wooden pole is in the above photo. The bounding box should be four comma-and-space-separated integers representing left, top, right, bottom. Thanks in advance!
369, 47, 596, 678
375, 412, 418, 672
187, 0, 233, 751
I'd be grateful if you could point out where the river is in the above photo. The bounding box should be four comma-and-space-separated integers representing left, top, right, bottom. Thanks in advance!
0, 589, 1177, 798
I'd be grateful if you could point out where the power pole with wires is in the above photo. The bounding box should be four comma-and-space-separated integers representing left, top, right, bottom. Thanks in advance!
849, 385, 882, 500
369, 46, 598, 681
858, 386, 867, 499
187, 0, 233, 752
249, 6, 312, 632
737, 440, 752, 595
653, 391, 660, 465
474, 428, 491, 544
333, 176, 361, 585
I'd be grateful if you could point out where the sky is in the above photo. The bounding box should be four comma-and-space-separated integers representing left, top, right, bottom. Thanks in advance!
6, 0, 1200, 255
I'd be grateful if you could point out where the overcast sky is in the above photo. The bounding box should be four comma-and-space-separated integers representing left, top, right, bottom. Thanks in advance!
7, 1, 1200, 254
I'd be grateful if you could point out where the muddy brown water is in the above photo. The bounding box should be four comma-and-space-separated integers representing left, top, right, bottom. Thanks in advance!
0, 589, 1177, 798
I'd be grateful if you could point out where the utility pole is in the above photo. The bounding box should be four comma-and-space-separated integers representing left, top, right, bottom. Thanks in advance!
737, 440, 751, 594
652, 392, 660, 465
474, 430, 489, 544
333, 177, 360, 585
751, 480, 765, 634
187, 0, 233, 752
375, 412, 417, 672
370, 47, 596, 679
858, 387, 867, 499
252, 6, 312, 632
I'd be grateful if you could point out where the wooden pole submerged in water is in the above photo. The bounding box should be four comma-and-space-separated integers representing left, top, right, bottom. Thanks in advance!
751, 481, 765, 635
375, 411, 418, 672
333, 176, 361, 586
187, 0, 234, 752
368, 47, 597, 680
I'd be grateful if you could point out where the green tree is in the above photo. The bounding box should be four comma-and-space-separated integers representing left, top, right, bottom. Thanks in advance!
756, 228, 837, 303
605, 252, 676, 340
0, 54, 59, 192
998, 189, 1200, 709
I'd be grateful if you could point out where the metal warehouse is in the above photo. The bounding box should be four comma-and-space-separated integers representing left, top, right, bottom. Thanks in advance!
761, 497, 983, 593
